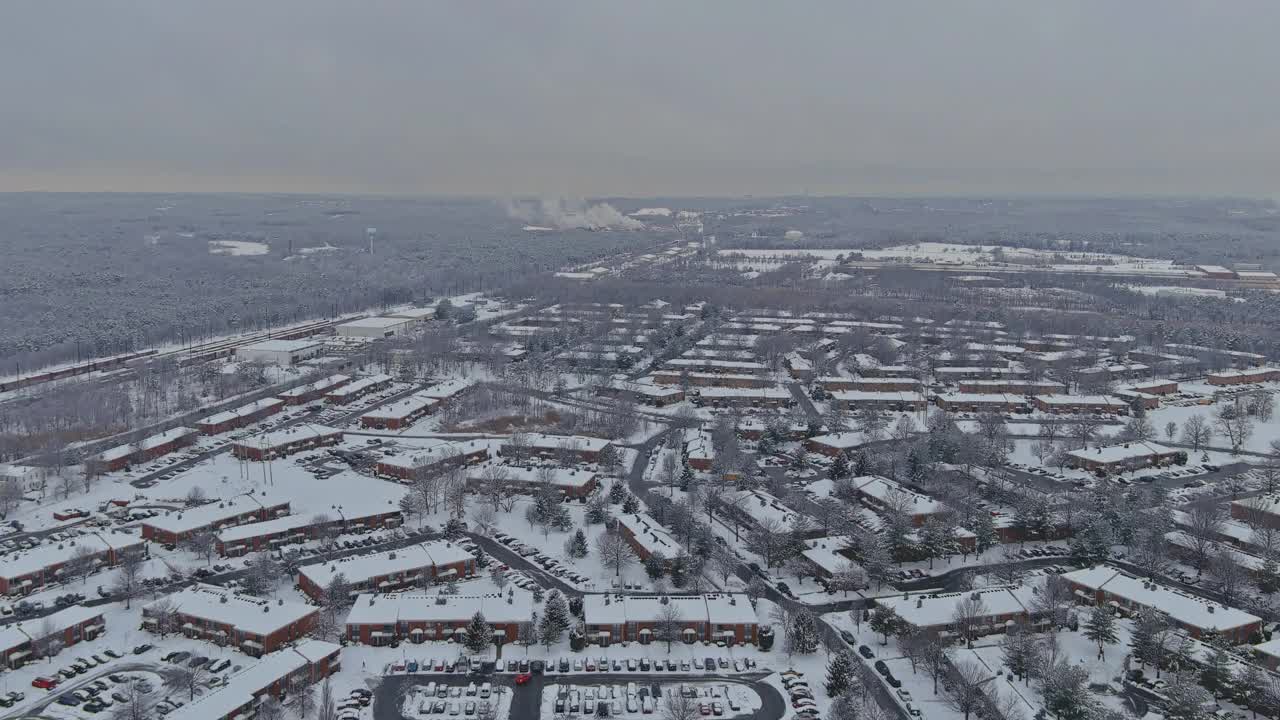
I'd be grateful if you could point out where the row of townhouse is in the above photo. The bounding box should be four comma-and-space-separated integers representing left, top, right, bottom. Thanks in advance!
88, 427, 200, 473
277, 374, 351, 406
374, 439, 491, 482
297, 541, 476, 601
345, 593, 525, 645
1062, 565, 1261, 643
1064, 442, 1184, 473
230, 423, 343, 461
876, 585, 1042, 640
830, 390, 928, 412
0, 605, 105, 669
933, 393, 1028, 414
663, 358, 768, 375
140, 492, 290, 545
849, 475, 948, 528
214, 507, 402, 557
359, 393, 439, 430
1207, 367, 1280, 387
615, 512, 681, 565
650, 371, 773, 389
166, 640, 340, 720
465, 463, 600, 500
194, 398, 285, 435
582, 594, 759, 646
499, 433, 612, 464
691, 386, 793, 409
143, 584, 318, 656
594, 380, 686, 407
0, 532, 145, 596
954, 379, 1065, 395
325, 373, 393, 405
1032, 394, 1129, 415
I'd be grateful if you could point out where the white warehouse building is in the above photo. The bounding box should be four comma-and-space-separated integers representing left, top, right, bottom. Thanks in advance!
234, 339, 324, 366
335, 317, 414, 339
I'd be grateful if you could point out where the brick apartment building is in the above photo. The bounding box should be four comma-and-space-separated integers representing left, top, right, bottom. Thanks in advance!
0, 604, 105, 669
165, 641, 340, 720
0, 533, 145, 596
230, 424, 343, 461
325, 373, 393, 404
375, 440, 490, 482
345, 593, 525, 645
143, 584, 318, 656
140, 493, 290, 545
89, 427, 199, 473
215, 508, 401, 556
194, 398, 285, 435
359, 394, 439, 430
277, 374, 351, 406
583, 594, 758, 646
297, 541, 475, 601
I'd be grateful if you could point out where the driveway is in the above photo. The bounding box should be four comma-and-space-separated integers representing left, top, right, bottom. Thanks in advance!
373, 671, 782, 720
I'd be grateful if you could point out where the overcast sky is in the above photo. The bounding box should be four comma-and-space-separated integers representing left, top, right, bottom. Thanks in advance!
2, 2, 1277, 197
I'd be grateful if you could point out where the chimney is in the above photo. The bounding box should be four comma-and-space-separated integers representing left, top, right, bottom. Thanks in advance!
1208, 606, 1215, 614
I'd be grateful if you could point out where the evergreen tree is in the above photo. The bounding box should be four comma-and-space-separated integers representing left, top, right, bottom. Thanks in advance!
644, 553, 666, 580
825, 651, 855, 697
829, 453, 850, 481
1258, 552, 1280, 594
585, 494, 610, 524
972, 511, 999, 554
789, 611, 819, 655
464, 611, 492, 654
669, 552, 689, 588
1083, 607, 1118, 659
852, 451, 869, 476
679, 464, 695, 491
1200, 648, 1233, 697
608, 481, 626, 504
622, 494, 640, 514
565, 529, 589, 558
869, 606, 903, 645
539, 591, 570, 648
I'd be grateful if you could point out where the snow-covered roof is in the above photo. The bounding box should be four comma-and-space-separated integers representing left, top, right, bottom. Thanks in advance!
467, 463, 597, 490
801, 536, 858, 575
299, 541, 473, 589
808, 432, 866, 450
419, 378, 476, 400
149, 583, 317, 636
166, 640, 339, 720
98, 426, 198, 463
0, 532, 142, 580
853, 476, 944, 516
376, 438, 490, 470
724, 490, 810, 530
234, 423, 341, 451
830, 390, 927, 403
934, 392, 1026, 405
664, 358, 768, 372
1035, 394, 1128, 407
0, 603, 103, 651
583, 593, 756, 628
520, 433, 612, 453
345, 592, 528, 626
143, 492, 288, 536
327, 373, 393, 398
1062, 566, 1259, 631
879, 585, 1034, 628
197, 398, 284, 428
695, 387, 790, 399
360, 394, 438, 421
615, 512, 680, 559
1065, 441, 1176, 464
278, 374, 350, 400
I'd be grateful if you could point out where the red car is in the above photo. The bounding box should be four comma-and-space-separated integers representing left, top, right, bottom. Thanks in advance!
32, 677, 58, 690
515, 673, 532, 686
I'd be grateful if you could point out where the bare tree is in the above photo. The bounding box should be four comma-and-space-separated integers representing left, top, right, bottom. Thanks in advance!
951, 594, 988, 648
661, 688, 700, 720
316, 678, 338, 720
657, 602, 684, 652
65, 544, 99, 584
595, 527, 637, 578
945, 660, 991, 720
0, 481, 24, 520
1215, 402, 1254, 454
112, 547, 147, 609
1185, 502, 1225, 573
182, 531, 218, 566
33, 617, 64, 662
110, 679, 155, 720
160, 662, 210, 701
1182, 414, 1212, 453
478, 464, 510, 511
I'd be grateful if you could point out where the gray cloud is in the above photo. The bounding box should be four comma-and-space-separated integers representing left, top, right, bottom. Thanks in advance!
1, 1, 1277, 197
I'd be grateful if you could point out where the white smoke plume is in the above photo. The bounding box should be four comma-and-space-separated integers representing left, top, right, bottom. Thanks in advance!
504, 197, 644, 231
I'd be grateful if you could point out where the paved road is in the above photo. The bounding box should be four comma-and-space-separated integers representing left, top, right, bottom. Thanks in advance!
785, 382, 820, 422
373, 671, 781, 720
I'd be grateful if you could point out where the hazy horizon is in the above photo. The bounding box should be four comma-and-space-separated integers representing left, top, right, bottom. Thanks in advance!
3, 1, 1278, 198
